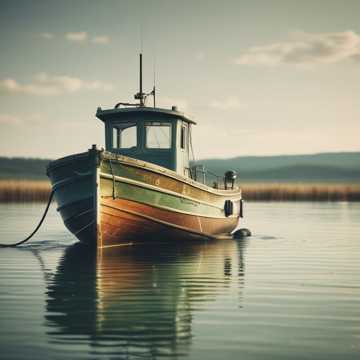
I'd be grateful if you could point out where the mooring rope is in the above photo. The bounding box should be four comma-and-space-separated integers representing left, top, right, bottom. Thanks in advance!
109, 159, 116, 199
0, 190, 54, 248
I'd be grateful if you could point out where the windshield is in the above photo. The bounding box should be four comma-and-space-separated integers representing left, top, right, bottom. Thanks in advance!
112, 123, 137, 149
145, 122, 171, 149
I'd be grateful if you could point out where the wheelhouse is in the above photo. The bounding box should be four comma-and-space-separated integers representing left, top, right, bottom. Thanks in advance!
96, 106, 196, 177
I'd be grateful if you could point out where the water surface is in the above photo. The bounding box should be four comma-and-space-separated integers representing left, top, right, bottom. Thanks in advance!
0, 202, 359, 359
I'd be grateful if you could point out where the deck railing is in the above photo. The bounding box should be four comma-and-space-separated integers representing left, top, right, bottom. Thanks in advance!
189, 165, 224, 188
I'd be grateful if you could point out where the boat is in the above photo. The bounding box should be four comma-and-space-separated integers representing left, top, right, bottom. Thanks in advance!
47, 54, 243, 247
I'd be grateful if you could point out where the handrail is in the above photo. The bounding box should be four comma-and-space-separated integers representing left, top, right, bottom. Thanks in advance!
190, 164, 223, 187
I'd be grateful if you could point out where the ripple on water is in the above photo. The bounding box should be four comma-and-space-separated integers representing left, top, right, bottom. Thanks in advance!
0, 202, 360, 359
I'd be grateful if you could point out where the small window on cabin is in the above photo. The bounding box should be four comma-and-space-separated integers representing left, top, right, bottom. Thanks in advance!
180, 126, 187, 149
112, 123, 137, 149
145, 122, 171, 149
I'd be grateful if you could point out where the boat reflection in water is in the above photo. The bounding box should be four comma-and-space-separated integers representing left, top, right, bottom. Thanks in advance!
45, 239, 247, 358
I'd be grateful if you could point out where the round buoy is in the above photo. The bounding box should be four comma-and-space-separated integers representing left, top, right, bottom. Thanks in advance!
233, 228, 252, 239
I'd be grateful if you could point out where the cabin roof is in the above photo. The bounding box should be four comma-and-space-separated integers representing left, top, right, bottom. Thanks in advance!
96, 106, 196, 125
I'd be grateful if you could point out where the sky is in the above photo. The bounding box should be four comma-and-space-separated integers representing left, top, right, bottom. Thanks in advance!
0, 0, 359, 159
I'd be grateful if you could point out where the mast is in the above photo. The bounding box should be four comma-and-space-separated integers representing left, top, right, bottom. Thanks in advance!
133, 53, 156, 107
152, 60, 156, 108
134, 53, 145, 106
139, 53, 144, 106
153, 85, 156, 108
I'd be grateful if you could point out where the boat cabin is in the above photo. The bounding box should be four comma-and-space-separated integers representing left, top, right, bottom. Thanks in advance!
96, 106, 196, 178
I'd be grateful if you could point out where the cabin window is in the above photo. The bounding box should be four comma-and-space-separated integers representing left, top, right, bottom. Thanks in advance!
180, 125, 187, 149
112, 123, 137, 149
145, 122, 171, 149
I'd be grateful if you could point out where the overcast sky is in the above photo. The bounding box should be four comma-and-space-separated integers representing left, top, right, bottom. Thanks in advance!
0, 0, 359, 159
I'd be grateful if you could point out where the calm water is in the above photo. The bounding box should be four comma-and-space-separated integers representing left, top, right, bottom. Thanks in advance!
0, 202, 359, 360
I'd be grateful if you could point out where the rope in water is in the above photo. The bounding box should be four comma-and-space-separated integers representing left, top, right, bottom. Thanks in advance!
0, 190, 54, 248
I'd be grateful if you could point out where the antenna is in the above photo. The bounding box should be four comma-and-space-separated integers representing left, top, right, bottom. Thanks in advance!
152, 85, 156, 108
139, 53, 143, 106
133, 52, 156, 107
152, 59, 156, 108
134, 53, 145, 106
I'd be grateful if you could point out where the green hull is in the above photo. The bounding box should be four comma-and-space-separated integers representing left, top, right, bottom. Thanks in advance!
47, 148, 100, 245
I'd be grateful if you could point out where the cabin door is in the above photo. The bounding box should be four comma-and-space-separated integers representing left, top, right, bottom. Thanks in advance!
179, 121, 190, 177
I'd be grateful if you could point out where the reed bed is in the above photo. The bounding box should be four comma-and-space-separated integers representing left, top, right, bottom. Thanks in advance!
0, 180, 360, 202
0, 180, 51, 203
241, 183, 360, 201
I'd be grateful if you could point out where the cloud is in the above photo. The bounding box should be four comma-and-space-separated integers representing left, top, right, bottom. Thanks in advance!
42, 31, 110, 45
0, 113, 43, 125
235, 31, 360, 66
92, 36, 111, 44
0, 73, 113, 96
65, 31, 88, 42
40, 32, 54, 40
210, 96, 244, 110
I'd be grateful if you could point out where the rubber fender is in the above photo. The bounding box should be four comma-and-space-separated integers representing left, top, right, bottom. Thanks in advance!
224, 200, 233, 217
233, 228, 252, 239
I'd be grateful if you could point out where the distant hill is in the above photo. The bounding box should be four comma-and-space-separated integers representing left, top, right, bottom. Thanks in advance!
195, 152, 360, 182
0, 157, 50, 180
0, 152, 359, 182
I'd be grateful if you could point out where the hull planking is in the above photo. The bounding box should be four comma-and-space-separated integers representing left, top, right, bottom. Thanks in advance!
47, 148, 242, 247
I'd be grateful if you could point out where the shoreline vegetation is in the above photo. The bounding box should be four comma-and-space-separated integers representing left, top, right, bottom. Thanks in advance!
0, 180, 359, 203
241, 183, 360, 202
0, 180, 51, 203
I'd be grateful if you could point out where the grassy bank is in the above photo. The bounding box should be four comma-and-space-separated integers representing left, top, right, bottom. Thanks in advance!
0, 180, 51, 202
0, 180, 360, 203
241, 183, 360, 201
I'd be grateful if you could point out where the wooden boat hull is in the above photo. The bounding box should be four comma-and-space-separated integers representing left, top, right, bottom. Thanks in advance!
47, 148, 242, 247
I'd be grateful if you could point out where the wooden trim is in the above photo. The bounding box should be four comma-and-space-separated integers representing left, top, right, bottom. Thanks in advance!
100, 172, 229, 211
48, 149, 242, 197
47, 151, 89, 173
102, 152, 241, 197
101, 194, 228, 219
62, 207, 94, 223
73, 219, 96, 236
101, 202, 215, 241
100, 242, 135, 249
52, 173, 92, 192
